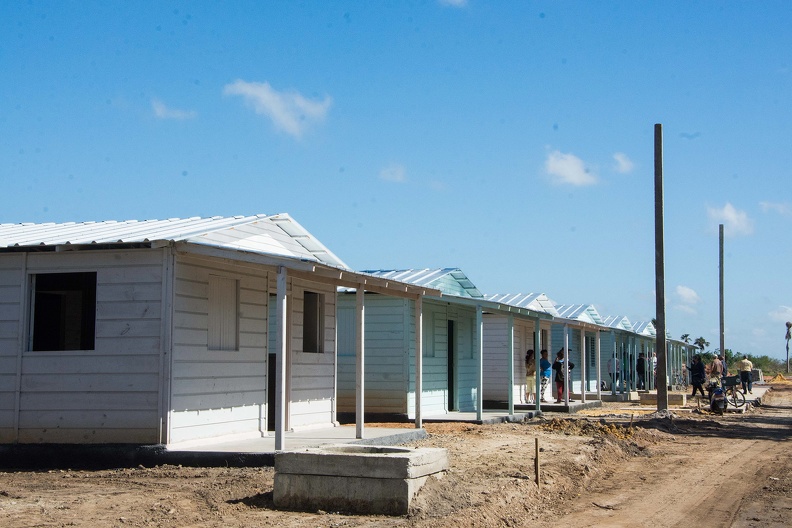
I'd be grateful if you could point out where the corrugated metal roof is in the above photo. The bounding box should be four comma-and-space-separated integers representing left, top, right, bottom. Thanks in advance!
0, 213, 349, 269
554, 304, 605, 325
601, 315, 634, 331
360, 268, 483, 298
484, 293, 560, 316
632, 321, 657, 336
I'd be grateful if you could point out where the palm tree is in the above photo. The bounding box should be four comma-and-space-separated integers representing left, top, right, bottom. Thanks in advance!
681, 333, 691, 344
694, 336, 709, 352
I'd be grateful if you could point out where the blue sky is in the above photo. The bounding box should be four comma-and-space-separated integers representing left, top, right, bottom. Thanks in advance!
2, 1, 791, 359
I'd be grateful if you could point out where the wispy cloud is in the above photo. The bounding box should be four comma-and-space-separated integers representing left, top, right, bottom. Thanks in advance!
379, 164, 407, 183
673, 285, 701, 315
223, 80, 332, 138
769, 306, 792, 323
613, 152, 634, 174
707, 202, 754, 236
676, 285, 701, 305
439, 0, 467, 7
760, 201, 792, 215
544, 150, 597, 186
152, 99, 197, 120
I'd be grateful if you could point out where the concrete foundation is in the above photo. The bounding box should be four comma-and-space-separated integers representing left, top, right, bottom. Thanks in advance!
273, 444, 448, 515
639, 392, 687, 406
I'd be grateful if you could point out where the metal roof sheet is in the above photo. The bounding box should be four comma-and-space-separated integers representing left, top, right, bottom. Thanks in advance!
554, 304, 605, 325
483, 293, 560, 316
601, 315, 634, 331
0, 213, 349, 269
632, 321, 657, 337
360, 268, 483, 298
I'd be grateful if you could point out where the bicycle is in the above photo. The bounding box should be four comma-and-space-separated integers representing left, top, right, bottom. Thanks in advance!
721, 375, 746, 408
672, 371, 688, 392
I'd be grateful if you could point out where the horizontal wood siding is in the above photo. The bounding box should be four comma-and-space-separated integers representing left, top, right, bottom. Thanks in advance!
170, 255, 268, 443
454, 307, 478, 412
288, 280, 336, 430
12, 249, 164, 443
482, 315, 509, 401
0, 254, 24, 441
336, 294, 409, 414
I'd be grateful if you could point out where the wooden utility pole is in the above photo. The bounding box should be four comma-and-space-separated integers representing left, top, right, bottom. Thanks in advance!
719, 224, 725, 361
654, 124, 668, 410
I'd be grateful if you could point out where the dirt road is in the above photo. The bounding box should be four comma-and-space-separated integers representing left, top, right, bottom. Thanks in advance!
1, 385, 791, 527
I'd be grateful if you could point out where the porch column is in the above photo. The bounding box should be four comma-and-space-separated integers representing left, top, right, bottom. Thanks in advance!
611, 330, 617, 396
507, 314, 514, 415
534, 318, 542, 412
563, 324, 570, 404
476, 305, 483, 421
275, 266, 288, 451
595, 330, 602, 400
580, 328, 586, 403
415, 296, 423, 429
355, 287, 365, 439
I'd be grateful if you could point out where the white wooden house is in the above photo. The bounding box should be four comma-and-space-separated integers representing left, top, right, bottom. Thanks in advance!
0, 214, 435, 448
336, 269, 550, 420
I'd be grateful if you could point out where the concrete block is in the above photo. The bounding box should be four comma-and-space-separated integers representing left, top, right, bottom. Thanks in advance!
273, 444, 448, 515
639, 393, 687, 406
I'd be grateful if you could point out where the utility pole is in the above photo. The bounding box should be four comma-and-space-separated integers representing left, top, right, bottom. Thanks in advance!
719, 224, 725, 362
654, 124, 668, 411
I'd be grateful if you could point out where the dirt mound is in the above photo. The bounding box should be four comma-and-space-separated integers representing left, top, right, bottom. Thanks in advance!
769, 374, 791, 383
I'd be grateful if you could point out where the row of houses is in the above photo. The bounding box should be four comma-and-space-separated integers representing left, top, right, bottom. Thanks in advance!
0, 214, 696, 450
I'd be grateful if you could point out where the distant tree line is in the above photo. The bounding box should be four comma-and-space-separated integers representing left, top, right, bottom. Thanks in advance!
679, 333, 786, 376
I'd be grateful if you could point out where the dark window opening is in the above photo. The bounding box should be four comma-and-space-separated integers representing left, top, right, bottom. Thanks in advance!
303, 291, 324, 353
32, 272, 97, 351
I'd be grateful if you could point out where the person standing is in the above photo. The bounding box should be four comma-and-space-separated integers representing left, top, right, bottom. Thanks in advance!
719, 355, 729, 377
552, 349, 575, 403
738, 355, 754, 394
690, 355, 706, 398
539, 350, 552, 402
525, 349, 537, 404
636, 352, 646, 390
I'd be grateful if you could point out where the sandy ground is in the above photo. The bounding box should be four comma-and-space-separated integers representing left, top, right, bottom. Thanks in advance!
2, 384, 791, 527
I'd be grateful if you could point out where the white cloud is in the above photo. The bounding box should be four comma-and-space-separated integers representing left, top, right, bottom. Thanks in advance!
379, 164, 407, 183
707, 202, 754, 236
151, 99, 197, 120
613, 152, 634, 174
675, 285, 701, 305
769, 306, 792, 323
439, 0, 467, 7
223, 80, 332, 138
544, 150, 597, 186
760, 201, 792, 215
674, 304, 698, 315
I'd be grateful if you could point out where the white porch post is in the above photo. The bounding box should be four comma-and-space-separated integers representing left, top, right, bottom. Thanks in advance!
355, 287, 365, 439
534, 318, 542, 412
611, 331, 617, 396
507, 314, 514, 415
415, 296, 423, 429
563, 324, 570, 404
580, 328, 586, 403
476, 305, 483, 421
596, 330, 602, 400
275, 266, 288, 451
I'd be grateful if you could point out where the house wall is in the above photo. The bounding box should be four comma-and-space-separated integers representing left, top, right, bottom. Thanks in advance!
280, 277, 337, 431
337, 295, 481, 419
336, 294, 410, 414
171, 256, 338, 443
482, 316, 552, 403
170, 254, 268, 444
0, 249, 165, 443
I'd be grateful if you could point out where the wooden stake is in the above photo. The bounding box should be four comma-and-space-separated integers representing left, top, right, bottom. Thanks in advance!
534, 437, 540, 489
